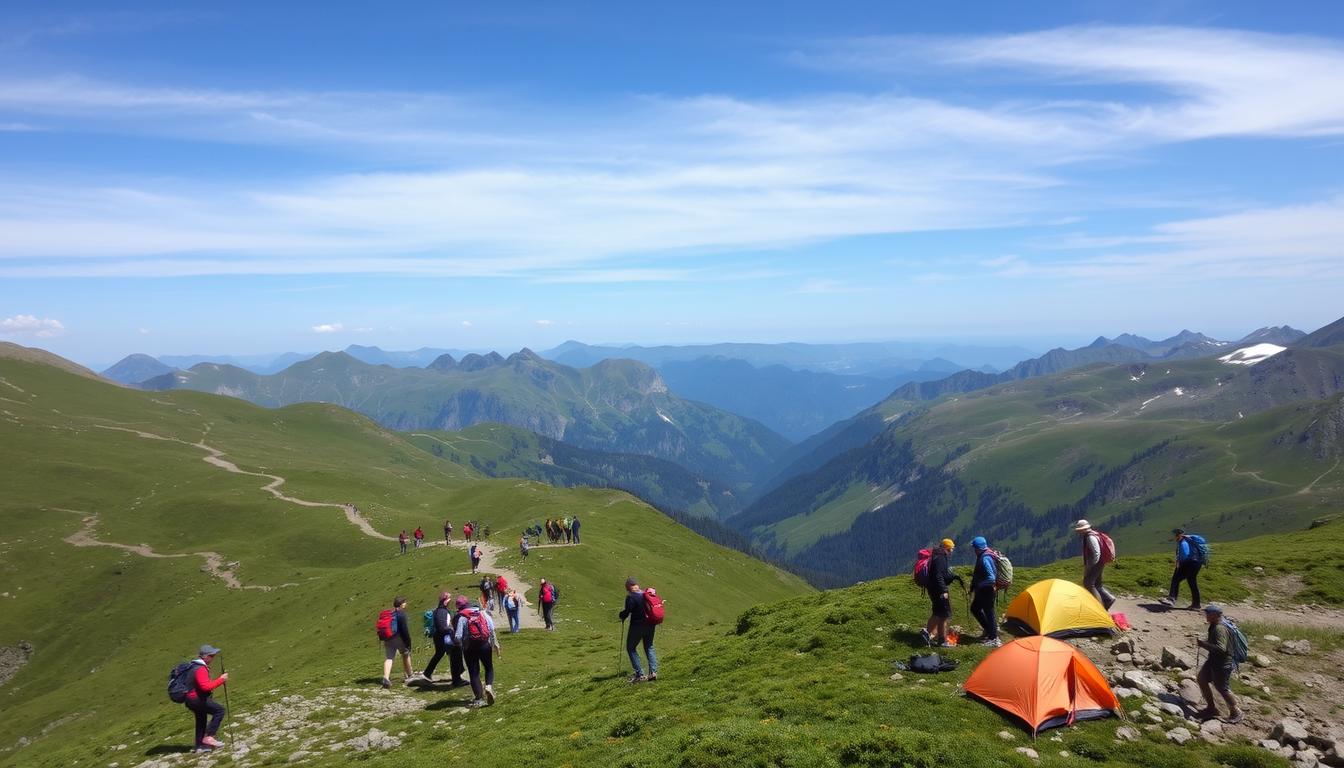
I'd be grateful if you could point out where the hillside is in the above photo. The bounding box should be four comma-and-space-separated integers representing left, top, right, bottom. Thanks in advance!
406, 423, 744, 519
101, 353, 175, 385
139, 348, 791, 491
735, 319, 1344, 585
0, 351, 809, 766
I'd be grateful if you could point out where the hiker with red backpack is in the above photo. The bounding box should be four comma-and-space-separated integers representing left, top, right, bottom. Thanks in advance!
172, 644, 229, 752
968, 536, 1003, 648
1161, 528, 1207, 610
494, 575, 508, 615
619, 577, 662, 683
539, 578, 557, 630
453, 595, 501, 707
413, 526, 425, 549
1074, 519, 1116, 610
919, 538, 964, 647
377, 596, 414, 689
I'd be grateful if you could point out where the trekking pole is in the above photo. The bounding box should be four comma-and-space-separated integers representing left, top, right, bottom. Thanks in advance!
219, 654, 237, 748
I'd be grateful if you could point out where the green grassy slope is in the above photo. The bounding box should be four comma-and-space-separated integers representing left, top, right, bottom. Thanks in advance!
148, 349, 791, 491
0, 354, 808, 766
738, 348, 1344, 584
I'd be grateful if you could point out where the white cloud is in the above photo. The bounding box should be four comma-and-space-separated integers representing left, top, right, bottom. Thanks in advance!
138, 327, 150, 335
534, 319, 555, 327
460, 320, 473, 327
0, 314, 65, 337
311, 322, 343, 333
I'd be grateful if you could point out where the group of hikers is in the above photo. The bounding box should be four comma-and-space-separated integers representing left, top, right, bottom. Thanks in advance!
540, 516, 580, 544
397, 520, 491, 555
916, 521, 1239, 724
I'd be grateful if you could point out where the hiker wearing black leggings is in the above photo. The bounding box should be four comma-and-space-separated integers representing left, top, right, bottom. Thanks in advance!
968, 537, 1000, 647
1162, 528, 1203, 609
182, 644, 228, 752
453, 596, 500, 707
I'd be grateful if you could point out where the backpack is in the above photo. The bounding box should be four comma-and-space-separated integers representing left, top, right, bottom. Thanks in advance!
496, 576, 507, 592
984, 548, 1013, 590
908, 653, 959, 673
547, 583, 559, 603
643, 588, 665, 625
423, 610, 435, 638
375, 609, 395, 640
913, 548, 933, 589
1095, 531, 1117, 564
462, 608, 492, 647
1186, 534, 1211, 564
1224, 619, 1249, 666
167, 660, 202, 703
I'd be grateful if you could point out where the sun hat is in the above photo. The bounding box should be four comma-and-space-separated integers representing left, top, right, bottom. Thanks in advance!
199, 644, 221, 656
1202, 604, 1223, 615
1073, 519, 1092, 532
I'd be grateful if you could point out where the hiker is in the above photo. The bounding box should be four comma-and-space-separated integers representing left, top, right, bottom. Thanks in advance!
619, 577, 659, 683
398, 530, 408, 555
469, 543, 481, 574
1161, 528, 1204, 610
969, 536, 1001, 647
479, 575, 493, 612
380, 596, 414, 689
562, 516, 572, 544
921, 538, 963, 647
422, 592, 467, 686
1074, 520, 1116, 610
571, 515, 581, 544
494, 574, 509, 614
504, 589, 521, 633
453, 595, 501, 707
182, 644, 228, 752
463, 522, 473, 542
444, 519, 452, 544
539, 578, 556, 631
519, 534, 530, 560
413, 526, 425, 549
1195, 605, 1244, 724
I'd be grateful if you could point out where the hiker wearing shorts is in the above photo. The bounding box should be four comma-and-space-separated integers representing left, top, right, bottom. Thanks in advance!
1075, 519, 1116, 610
183, 644, 228, 752
539, 578, 556, 630
619, 577, 659, 683
1195, 604, 1243, 724
421, 592, 467, 686
453, 596, 501, 707
380, 597, 414, 688
1161, 528, 1203, 610
969, 536, 1000, 647
922, 539, 963, 647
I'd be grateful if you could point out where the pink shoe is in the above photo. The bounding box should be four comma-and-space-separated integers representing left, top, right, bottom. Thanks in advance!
201, 736, 225, 748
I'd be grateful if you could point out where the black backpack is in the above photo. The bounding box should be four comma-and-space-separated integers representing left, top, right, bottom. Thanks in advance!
908, 653, 959, 673
167, 660, 202, 703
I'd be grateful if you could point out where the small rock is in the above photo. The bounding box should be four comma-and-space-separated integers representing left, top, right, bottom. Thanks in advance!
1158, 702, 1185, 717
1116, 653, 1134, 664
1114, 687, 1143, 699
1123, 671, 1167, 696
1296, 749, 1321, 768
1161, 646, 1194, 670
998, 730, 1015, 741
1273, 719, 1312, 748
1199, 719, 1224, 740
889, 673, 904, 682
1253, 566, 1265, 574
288, 751, 311, 763
1252, 654, 1274, 668
1280, 640, 1312, 656
1264, 634, 1282, 643
1262, 739, 1284, 751
1015, 747, 1039, 760
1112, 638, 1135, 654
1115, 726, 1140, 742
1167, 727, 1193, 745
1179, 680, 1203, 707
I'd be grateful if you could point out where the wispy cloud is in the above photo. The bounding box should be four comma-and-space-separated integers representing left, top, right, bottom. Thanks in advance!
792, 278, 870, 294
1, 314, 65, 337
311, 322, 343, 333
534, 319, 555, 327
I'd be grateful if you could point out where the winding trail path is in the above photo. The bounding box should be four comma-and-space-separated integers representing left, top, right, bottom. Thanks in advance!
77, 423, 548, 626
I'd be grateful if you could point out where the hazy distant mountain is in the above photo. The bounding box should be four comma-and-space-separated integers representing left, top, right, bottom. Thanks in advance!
143, 348, 791, 491
158, 352, 315, 375
342, 345, 469, 368
1239, 326, 1307, 346
101, 354, 175, 385
1296, 316, 1344, 349
541, 340, 1035, 375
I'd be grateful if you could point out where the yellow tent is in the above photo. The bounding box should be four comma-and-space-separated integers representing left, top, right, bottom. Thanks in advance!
1003, 579, 1117, 639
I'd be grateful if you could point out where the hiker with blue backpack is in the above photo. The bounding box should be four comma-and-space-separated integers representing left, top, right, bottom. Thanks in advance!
968, 537, 1004, 648
1195, 604, 1245, 724
420, 592, 467, 686
168, 644, 228, 753
1161, 528, 1208, 610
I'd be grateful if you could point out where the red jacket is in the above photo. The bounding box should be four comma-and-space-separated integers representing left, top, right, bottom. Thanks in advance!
186, 661, 224, 700
541, 584, 554, 604
496, 576, 508, 591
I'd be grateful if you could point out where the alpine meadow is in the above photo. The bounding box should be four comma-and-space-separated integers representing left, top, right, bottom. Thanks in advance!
3, 5, 1344, 768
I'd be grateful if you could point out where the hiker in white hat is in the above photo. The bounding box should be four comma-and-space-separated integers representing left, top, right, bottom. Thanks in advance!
1074, 519, 1116, 609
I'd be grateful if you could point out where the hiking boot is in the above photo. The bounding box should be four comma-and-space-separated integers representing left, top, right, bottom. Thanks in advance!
648, 673, 658, 682
1193, 707, 1219, 721
484, 685, 495, 705
201, 736, 225, 748
628, 674, 647, 684
195, 745, 215, 754
380, 677, 391, 689
1158, 597, 1174, 606
980, 638, 1002, 648
919, 628, 931, 646
1224, 711, 1244, 725
467, 698, 488, 708
936, 640, 954, 648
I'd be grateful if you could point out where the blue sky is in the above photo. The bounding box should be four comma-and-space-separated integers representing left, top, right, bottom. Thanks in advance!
1, 1, 1343, 366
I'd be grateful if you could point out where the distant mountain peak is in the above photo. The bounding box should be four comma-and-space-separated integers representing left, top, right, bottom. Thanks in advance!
101, 353, 175, 385
508, 348, 544, 364
427, 353, 457, 371
458, 351, 506, 371
1240, 326, 1308, 345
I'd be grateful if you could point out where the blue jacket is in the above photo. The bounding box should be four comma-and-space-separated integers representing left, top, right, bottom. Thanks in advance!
972, 549, 997, 590
1176, 538, 1193, 565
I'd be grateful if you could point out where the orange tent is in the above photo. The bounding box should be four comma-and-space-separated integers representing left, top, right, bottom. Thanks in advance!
964, 636, 1120, 735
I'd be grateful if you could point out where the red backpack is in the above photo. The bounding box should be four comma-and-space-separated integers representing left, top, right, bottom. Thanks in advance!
1096, 531, 1117, 564
913, 548, 933, 588
462, 608, 492, 646
642, 588, 665, 625
375, 609, 395, 640
496, 576, 507, 592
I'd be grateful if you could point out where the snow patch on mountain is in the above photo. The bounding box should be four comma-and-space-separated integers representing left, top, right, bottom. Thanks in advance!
1218, 344, 1286, 366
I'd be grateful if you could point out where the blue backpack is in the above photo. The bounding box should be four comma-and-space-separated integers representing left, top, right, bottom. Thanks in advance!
167, 660, 202, 703
1224, 619, 1249, 665
1186, 534, 1211, 563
